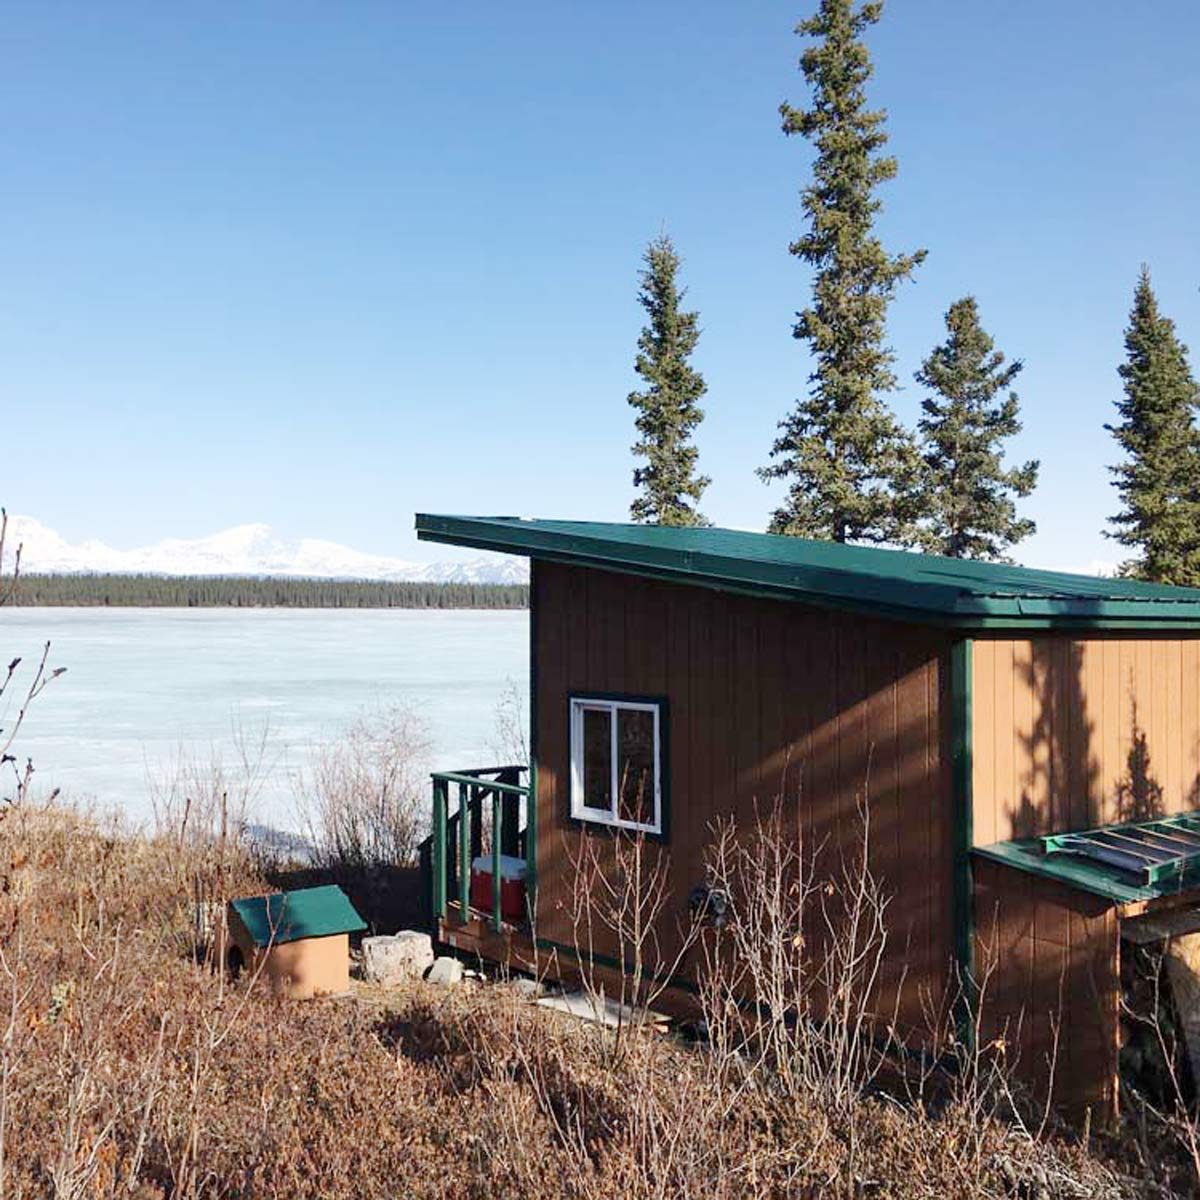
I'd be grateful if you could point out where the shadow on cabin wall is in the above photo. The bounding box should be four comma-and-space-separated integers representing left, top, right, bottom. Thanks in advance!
1000, 640, 1197, 840
1115, 701, 1166, 824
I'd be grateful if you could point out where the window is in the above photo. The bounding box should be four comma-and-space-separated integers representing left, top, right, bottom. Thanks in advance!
569, 695, 664, 834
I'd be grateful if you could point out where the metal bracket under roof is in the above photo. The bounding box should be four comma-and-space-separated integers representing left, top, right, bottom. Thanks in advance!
1042, 812, 1200, 888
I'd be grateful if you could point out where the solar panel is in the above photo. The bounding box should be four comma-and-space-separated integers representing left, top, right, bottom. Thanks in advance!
1041, 812, 1200, 888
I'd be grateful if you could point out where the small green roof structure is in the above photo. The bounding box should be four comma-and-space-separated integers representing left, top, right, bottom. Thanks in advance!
975, 811, 1200, 905
229, 884, 366, 948
415, 514, 1200, 631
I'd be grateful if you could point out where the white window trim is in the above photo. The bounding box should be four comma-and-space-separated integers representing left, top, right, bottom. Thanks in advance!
568, 695, 662, 835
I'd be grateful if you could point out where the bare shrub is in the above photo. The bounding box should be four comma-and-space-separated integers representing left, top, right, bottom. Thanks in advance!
0, 508, 67, 806
1118, 939, 1200, 1192
562, 826, 702, 1061
148, 719, 273, 846
488, 678, 529, 768
296, 704, 431, 871
696, 795, 894, 1115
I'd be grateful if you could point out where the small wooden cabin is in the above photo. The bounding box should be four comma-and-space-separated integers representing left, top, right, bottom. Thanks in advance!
228, 885, 366, 999
417, 514, 1200, 1124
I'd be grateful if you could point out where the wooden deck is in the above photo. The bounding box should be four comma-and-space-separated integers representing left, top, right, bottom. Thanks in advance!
437, 902, 538, 970
435, 901, 703, 1020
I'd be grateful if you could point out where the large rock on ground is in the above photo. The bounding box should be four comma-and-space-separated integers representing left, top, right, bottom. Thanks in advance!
426, 956, 464, 986
361, 931, 435, 985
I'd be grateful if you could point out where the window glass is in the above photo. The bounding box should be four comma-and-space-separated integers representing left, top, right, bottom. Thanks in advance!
581, 706, 612, 812
617, 707, 655, 825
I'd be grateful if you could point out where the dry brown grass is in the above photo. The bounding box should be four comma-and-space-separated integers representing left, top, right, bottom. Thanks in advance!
0, 796, 1178, 1199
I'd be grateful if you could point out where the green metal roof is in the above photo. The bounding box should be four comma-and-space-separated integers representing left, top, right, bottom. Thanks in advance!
229, 885, 366, 948
975, 811, 1200, 905
415, 514, 1200, 631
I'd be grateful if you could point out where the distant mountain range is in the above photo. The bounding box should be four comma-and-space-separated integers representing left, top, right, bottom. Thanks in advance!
5, 516, 528, 585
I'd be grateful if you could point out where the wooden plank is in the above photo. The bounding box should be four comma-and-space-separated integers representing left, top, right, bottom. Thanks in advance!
687, 589, 714, 857
1185, 639, 1200, 812
1029, 640, 1053, 836
807, 608, 839, 857
732, 601, 760, 830
925, 647, 949, 1013
1101, 639, 1121, 824
972, 640, 997, 847
888, 636, 927, 1025
1149, 639, 1168, 808
993, 640, 1015, 847
565, 561, 589, 694
536, 562, 571, 945
1079, 641, 1101, 828
709, 590, 736, 838
1167, 640, 1183, 812
835, 612, 870, 846
756, 601, 787, 814
666, 581, 692, 861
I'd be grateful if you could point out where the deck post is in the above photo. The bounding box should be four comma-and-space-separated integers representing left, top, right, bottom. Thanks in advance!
499, 767, 521, 856
459, 782, 471, 921
492, 788, 503, 932
432, 777, 447, 923
526, 562, 538, 923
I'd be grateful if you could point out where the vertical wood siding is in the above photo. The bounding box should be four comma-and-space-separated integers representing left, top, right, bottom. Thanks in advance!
532, 561, 954, 1027
972, 637, 1200, 843
974, 859, 1120, 1126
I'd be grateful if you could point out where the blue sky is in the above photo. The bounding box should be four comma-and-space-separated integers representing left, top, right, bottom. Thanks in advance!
3, 1, 1198, 568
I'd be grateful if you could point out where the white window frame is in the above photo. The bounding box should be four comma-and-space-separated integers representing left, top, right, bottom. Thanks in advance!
568, 695, 663, 835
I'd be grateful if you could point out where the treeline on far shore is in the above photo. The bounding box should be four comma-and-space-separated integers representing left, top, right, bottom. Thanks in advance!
10, 573, 529, 609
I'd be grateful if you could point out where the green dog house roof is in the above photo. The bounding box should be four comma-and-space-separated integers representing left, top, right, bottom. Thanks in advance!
415, 514, 1200, 631
229, 884, 366, 948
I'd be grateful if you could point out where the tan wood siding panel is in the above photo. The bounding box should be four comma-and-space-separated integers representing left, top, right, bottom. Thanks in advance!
973, 636, 1200, 843
974, 859, 1119, 1126
534, 561, 953, 1031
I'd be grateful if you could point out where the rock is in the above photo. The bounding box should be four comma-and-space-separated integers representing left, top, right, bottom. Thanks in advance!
426, 955, 464, 986
361, 931, 435, 985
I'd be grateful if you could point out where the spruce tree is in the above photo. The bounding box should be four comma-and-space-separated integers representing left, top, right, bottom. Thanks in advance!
915, 297, 1038, 560
760, 0, 925, 544
628, 234, 710, 527
1106, 267, 1200, 585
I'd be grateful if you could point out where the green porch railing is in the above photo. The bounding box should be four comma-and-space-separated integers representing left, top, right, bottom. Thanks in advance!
429, 765, 532, 934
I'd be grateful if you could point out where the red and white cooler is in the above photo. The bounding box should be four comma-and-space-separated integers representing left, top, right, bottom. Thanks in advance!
469, 853, 528, 922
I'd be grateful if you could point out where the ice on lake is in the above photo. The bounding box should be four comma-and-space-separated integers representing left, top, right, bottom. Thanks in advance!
0, 607, 528, 830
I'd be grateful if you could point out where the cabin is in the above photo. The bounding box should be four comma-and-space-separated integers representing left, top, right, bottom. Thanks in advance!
227, 884, 366, 999
416, 514, 1200, 1125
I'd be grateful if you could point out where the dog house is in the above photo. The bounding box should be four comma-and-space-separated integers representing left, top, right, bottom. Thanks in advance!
414, 515, 1200, 1125
227, 884, 366, 999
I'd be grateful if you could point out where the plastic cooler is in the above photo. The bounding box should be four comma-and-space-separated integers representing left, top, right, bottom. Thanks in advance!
469, 853, 527, 922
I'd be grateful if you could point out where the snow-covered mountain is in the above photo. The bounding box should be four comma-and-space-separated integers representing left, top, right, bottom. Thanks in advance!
4, 516, 527, 585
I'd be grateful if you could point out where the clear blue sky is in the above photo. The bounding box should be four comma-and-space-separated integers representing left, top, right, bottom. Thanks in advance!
3, 1, 1198, 568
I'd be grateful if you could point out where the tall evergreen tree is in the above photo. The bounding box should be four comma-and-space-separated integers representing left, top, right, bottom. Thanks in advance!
760, 0, 925, 544
628, 234, 710, 527
915, 297, 1038, 560
1106, 267, 1200, 584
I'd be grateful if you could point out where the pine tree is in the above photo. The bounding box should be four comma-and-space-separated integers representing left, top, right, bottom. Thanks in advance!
915, 297, 1038, 560
628, 234, 710, 527
1106, 267, 1200, 585
760, 0, 925, 544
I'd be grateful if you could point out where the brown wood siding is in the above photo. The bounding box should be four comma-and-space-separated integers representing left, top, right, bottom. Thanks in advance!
972, 636, 1200, 843
974, 859, 1120, 1126
532, 560, 954, 1028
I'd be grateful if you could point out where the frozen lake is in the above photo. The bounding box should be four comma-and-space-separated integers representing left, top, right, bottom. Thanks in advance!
0, 607, 528, 829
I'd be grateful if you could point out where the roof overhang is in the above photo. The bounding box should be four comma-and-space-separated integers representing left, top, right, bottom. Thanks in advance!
415, 514, 1200, 633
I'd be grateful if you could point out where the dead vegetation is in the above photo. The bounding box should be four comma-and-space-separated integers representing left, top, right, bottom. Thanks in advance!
0, 793, 1182, 1200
